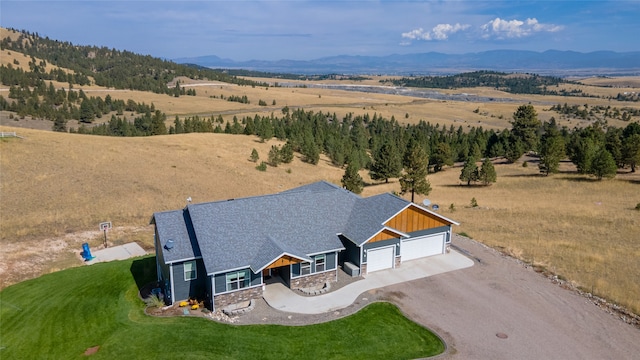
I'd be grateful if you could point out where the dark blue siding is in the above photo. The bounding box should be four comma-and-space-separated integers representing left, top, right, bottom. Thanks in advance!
339, 235, 361, 266
406, 225, 450, 238
213, 268, 261, 294
171, 259, 207, 301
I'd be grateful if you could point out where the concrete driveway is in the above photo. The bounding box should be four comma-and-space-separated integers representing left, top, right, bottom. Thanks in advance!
263, 249, 473, 314
84, 242, 147, 265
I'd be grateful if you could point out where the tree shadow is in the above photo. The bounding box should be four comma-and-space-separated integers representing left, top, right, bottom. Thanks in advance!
441, 183, 492, 188
130, 256, 157, 294
558, 176, 600, 183
501, 173, 545, 178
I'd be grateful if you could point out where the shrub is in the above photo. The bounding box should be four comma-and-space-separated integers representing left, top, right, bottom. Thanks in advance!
256, 161, 267, 171
449, 203, 455, 212
635, 202, 640, 211
470, 197, 478, 207
250, 148, 259, 163
144, 294, 165, 308
522, 161, 528, 167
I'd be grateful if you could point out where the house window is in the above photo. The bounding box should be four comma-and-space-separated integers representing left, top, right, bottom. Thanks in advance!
226, 270, 249, 291
314, 254, 325, 272
184, 261, 196, 281
300, 262, 311, 276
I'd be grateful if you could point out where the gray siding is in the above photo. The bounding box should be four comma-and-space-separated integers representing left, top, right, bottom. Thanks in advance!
171, 259, 207, 302
339, 235, 361, 266
155, 231, 173, 303
291, 251, 337, 279
213, 268, 262, 295
406, 225, 450, 238
326, 251, 337, 270
363, 238, 401, 263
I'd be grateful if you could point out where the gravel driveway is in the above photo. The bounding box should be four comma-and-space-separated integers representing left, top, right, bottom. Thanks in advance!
230, 234, 639, 359
384, 235, 640, 359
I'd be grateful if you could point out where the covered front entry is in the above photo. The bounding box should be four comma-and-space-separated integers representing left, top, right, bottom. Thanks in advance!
401, 233, 445, 261
366, 246, 395, 272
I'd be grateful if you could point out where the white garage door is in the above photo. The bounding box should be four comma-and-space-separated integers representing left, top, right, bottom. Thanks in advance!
366, 246, 395, 273
401, 233, 446, 261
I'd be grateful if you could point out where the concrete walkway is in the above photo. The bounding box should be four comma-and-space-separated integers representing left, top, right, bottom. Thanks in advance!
84, 242, 147, 265
263, 249, 474, 314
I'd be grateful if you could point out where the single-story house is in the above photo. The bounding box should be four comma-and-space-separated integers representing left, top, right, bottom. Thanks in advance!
151, 181, 459, 310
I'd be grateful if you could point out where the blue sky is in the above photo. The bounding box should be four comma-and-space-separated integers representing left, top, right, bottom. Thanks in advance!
1, 1, 638, 61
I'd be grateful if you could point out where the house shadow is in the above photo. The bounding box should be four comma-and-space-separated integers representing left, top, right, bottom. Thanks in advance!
130, 256, 157, 295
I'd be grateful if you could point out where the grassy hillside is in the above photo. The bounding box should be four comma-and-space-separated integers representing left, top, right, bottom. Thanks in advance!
0, 256, 444, 359
1, 127, 639, 315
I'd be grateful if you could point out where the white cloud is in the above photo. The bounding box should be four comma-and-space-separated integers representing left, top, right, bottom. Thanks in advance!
481, 17, 563, 39
402, 23, 470, 42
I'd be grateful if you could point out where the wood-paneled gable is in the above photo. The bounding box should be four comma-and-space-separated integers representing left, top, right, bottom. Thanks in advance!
385, 205, 449, 233
266, 255, 302, 269
369, 229, 400, 243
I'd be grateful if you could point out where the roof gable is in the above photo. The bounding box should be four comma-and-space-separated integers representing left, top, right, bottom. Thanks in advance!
384, 203, 459, 234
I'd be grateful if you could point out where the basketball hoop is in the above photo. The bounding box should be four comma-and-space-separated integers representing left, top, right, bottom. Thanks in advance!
99, 221, 112, 247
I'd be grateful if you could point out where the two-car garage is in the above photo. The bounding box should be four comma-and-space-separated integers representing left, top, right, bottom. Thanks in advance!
401, 233, 446, 261
365, 232, 448, 273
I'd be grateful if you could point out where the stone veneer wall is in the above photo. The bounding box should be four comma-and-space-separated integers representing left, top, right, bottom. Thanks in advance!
290, 270, 337, 290
214, 286, 263, 309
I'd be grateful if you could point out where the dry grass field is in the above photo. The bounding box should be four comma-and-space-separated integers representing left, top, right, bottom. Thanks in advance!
2, 33, 639, 315
1, 125, 639, 315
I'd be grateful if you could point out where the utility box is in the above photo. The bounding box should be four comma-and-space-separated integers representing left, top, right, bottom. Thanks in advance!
343, 262, 360, 277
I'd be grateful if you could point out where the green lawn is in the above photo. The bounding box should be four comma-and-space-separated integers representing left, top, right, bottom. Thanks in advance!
0, 256, 444, 359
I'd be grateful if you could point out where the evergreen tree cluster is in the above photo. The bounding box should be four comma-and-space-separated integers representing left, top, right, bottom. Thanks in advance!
74, 110, 167, 136
1, 29, 269, 95
549, 103, 638, 122
383, 71, 569, 95
0, 74, 156, 130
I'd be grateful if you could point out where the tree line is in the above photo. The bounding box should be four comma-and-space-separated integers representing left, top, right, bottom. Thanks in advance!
381, 71, 569, 95
65, 103, 640, 183
0, 75, 158, 131
1, 29, 269, 95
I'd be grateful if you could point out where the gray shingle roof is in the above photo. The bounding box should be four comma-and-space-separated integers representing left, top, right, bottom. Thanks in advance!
153, 181, 422, 275
152, 209, 201, 264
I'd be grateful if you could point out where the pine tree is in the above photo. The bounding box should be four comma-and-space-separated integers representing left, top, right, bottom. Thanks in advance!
280, 141, 294, 164
510, 104, 541, 152
268, 145, 282, 167
623, 134, 640, 172
341, 161, 363, 194
250, 148, 259, 163
479, 158, 497, 185
538, 122, 565, 175
400, 145, 431, 202
590, 149, 617, 180
459, 157, 479, 185
369, 139, 402, 183
431, 142, 454, 172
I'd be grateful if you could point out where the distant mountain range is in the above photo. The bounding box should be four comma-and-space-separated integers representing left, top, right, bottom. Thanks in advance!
174, 50, 640, 76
